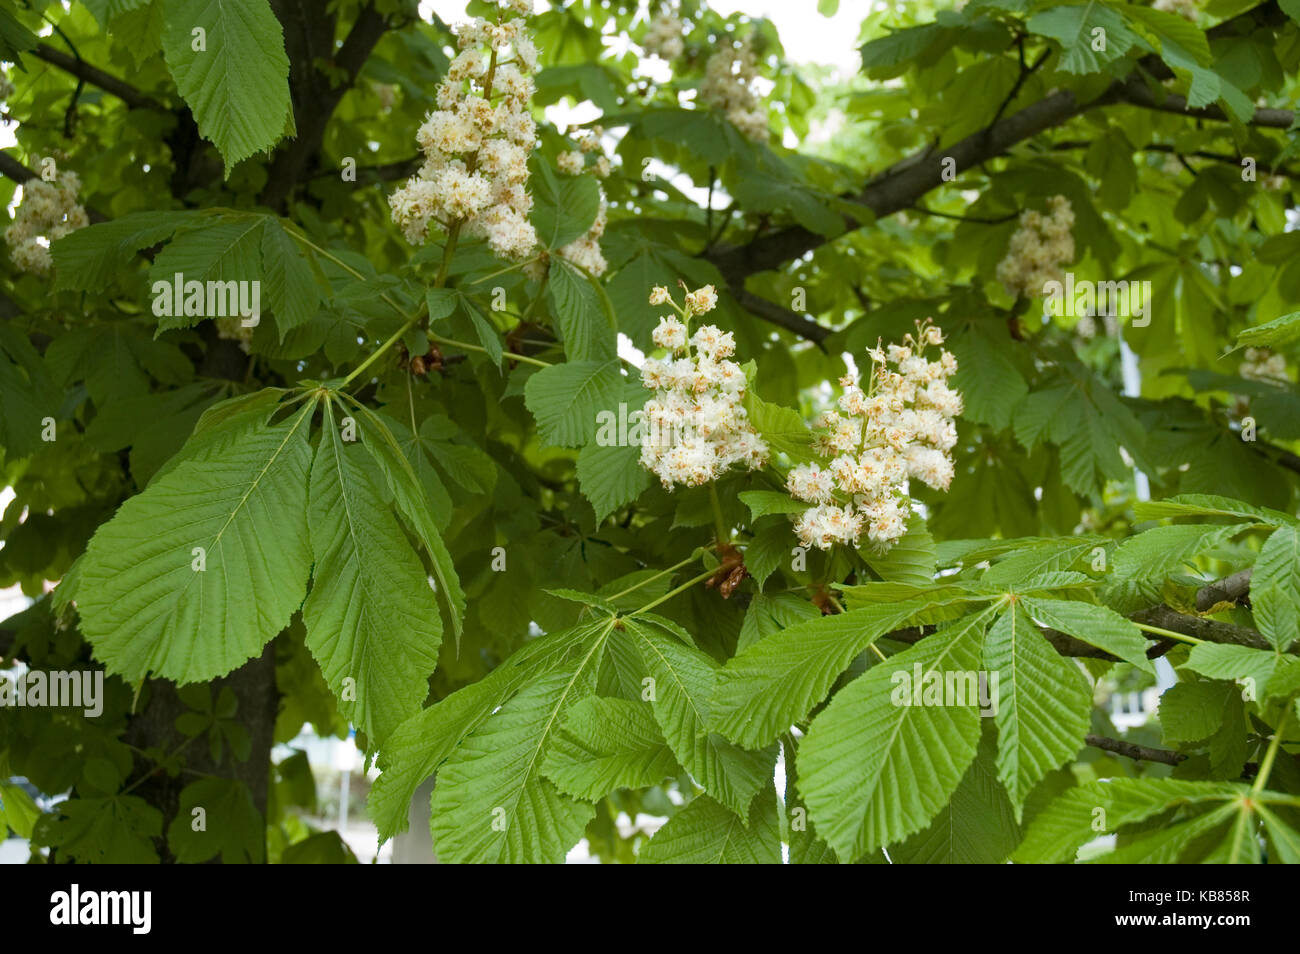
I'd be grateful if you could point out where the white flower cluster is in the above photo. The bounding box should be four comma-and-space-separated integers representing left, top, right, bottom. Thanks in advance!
643, 10, 685, 61
995, 195, 1075, 298
700, 36, 768, 143
638, 284, 768, 489
5, 170, 89, 275
1240, 347, 1288, 384
1153, 0, 1199, 21
787, 322, 961, 551
388, 0, 539, 259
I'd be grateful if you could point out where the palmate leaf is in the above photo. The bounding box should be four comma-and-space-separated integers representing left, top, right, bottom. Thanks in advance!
166, 777, 263, 863
983, 603, 1091, 814
711, 600, 933, 750
549, 258, 616, 363
620, 616, 773, 818
797, 608, 992, 861
576, 441, 650, 525
1014, 778, 1245, 863
39, 795, 163, 864
541, 696, 680, 801
368, 624, 598, 843
1026, 2, 1139, 74
429, 625, 612, 864
1019, 596, 1154, 673
300, 399, 443, 747
524, 359, 624, 448
889, 726, 1022, 864
638, 787, 782, 864
340, 397, 465, 640
77, 394, 314, 683
52, 211, 200, 292
161, 0, 293, 170
1252, 524, 1300, 651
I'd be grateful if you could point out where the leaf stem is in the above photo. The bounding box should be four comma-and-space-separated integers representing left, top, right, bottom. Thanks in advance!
604, 552, 702, 602
429, 332, 551, 368
1251, 700, 1292, 796
628, 567, 716, 617
1133, 622, 1203, 645
709, 482, 729, 544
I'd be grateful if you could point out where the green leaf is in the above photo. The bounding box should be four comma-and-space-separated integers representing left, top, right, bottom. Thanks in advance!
549, 259, 615, 362
531, 159, 601, 249
741, 523, 793, 591
279, 831, 360, 864
261, 220, 321, 335
737, 590, 820, 651
1133, 493, 1295, 527
0, 3, 38, 66
52, 211, 198, 292
576, 440, 650, 524
368, 625, 594, 842
524, 359, 624, 448
0, 783, 40, 838
149, 214, 267, 332
76, 398, 314, 683
1103, 522, 1250, 613
301, 399, 443, 747
341, 398, 465, 640
638, 788, 781, 864
712, 601, 929, 749
984, 603, 1090, 814
1159, 680, 1236, 744
1182, 643, 1277, 694
1252, 525, 1300, 650
1236, 311, 1300, 349
1014, 778, 1243, 863
1019, 596, 1154, 673
860, 512, 936, 586
429, 635, 608, 863
738, 490, 806, 519
541, 696, 680, 800
743, 391, 815, 464
41, 795, 163, 864
798, 609, 992, 860
161, 0, 293, 170
621, 616, 773, 818
167, 778, 263, 863
1027, 3, 1139, 74
949, 325, 1028, 430
889, 726, 1022, 864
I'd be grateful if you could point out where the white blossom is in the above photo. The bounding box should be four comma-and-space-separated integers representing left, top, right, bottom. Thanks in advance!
995, 195, 1075, 298
389, 5, 539, 259
5, 170, 89, 275
638, 284, 767, 489
789, 321, 962, 552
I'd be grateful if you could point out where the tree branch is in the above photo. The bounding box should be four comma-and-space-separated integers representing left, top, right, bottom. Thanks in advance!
1196, 569, 1253, 612
1115, 77, 1293, 129
30, 43, 165, 111
1085, 734, 1187, 765
703, 1, 1291, 342
729, 286, 831, 345
260, 2, 391, 211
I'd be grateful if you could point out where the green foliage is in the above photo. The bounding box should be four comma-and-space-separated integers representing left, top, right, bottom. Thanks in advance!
3, 0, 1300, 866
